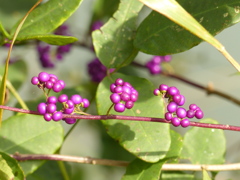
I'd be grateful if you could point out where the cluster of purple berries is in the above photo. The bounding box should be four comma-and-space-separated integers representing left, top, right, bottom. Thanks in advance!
88, 58, 114, 83
31, 72, 90, 124
110, 78, 138, 112
37, 24, 72, 68
146, 55, 172, 74
31, 72, 65, 92
154, 84, 204, 128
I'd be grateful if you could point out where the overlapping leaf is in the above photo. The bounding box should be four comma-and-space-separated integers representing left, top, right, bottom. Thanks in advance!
0, 114, 64, 175
0, 21, 9, 38
92, 0, 143, 69
0, 152, 24, 180
122, 158, 166, 180
96, 73, 171, 162
10, 0, 83, 40
92, 0, 120, 22
181, 119, 226, 164
135, 0, 240, 55
16, 34, 77, 45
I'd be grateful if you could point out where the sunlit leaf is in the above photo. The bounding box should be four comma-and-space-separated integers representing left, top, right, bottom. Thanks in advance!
181, 119, 226, 164
96, 73, 171, 162
0, 114, 64, 175
92, 0, 143, 69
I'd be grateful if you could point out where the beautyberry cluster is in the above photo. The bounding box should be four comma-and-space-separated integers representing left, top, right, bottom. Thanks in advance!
31, 72, 65, 92
37, 24, 72, 68
88, 58, 114, 83
110, 78, 138, 112
154, 84, 204, 128
31, 72, 90, 124
146, 55, 172, 74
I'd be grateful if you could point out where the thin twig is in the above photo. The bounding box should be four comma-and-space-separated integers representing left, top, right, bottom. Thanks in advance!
132, 61, 240, 106
11, 153, 240, 171
161, 71, 240, 106
1, 105, 240, 131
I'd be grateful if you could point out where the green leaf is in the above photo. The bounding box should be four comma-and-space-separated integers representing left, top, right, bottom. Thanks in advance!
92, 0, 120, 22
180, 118, 226, 164
165, 130, 183, 159
27, 161, 69, 180
0, 114, 64, 175
10, 0, 83, 39
96, 73, 171, 162
203, 170, 212, 180
0, 21, 9, 38
0, 0, 36, 30
0, 154, 14, 180
122, 158, 166, 180
135, 0, 240, 55
92, 0, 143, 69
16, 34, 78, 45
0, 152, 24, 180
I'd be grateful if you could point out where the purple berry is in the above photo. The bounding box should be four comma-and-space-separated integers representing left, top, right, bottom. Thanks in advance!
46, 103, 57, 114
131, 89, 138, 96
178, 95, 185, 106
121, 92, 130, 102
167, 86, 179, 96
44, 113, 52, 121
45, 81, 53, 89
165, 112, 172, 121
64, 118, 77, 124
110, 93, 121, 104
71, 94, 82, 104
57, 80, 66, 89
130, 94, 138, 102
66, 100, 74, 109
163, 55, 172, 62
171, 117, 181, 127
64, 107, 75, 114
189, 104, 198, 111
49, 76, 58, 84
82, 98, 90, 108
52, 82, 63, 92
38, 72, 50, 82
37, 102, 47, 115
195, 110, 204, 119
110, 84, 116, 93
153, 89, 160, 96
52, 111, 63, 121
49, 74, 58, 80
159, 84, 168, 92
47, 96, 58, 104
167, 102, 178, 113
58, 94, 68, 103
186, 109, 195, 118
125, 101, 134, 109
114, 86, 123, 93
180, 119, 190, 128
114, 103, 125, 112
172, 94, 181, 104
176, 107, 187, 119
115, 78, 124, 86
152, 56, 162, 64
31, 76, 39, 85
123, 82, 132, 88
122, 86, 131, 94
